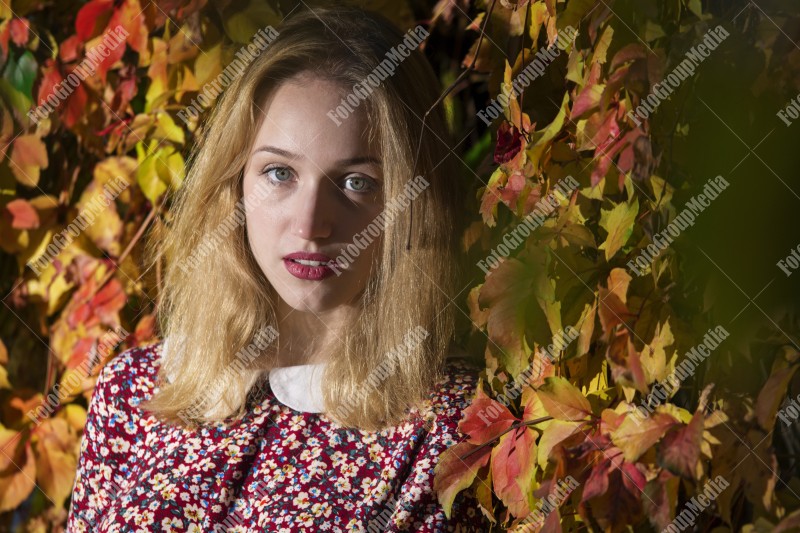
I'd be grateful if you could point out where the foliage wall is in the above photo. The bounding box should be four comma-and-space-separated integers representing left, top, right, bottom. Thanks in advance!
0, 0, 798, 531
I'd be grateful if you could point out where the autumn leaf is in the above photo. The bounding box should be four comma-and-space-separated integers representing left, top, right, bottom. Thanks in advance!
75, 0, 115, 41
459, 387, 517, 444
0, 428, 36, 512
478, 257, 533, 378
4, 199, 39, 229
33, 418, 78, 508
10, 134, 48, 187
537, 419, 582, 469
537, 377, 593, 421
598, 197, 638, 261
491, 426, 538, 516
755, 363, 799, 432
611, 411, 678, 462
658, 410, 704, 479
433, 441, 491, 518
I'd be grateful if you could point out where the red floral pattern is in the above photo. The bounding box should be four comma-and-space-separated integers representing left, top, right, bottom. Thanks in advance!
66, 341, 491, 532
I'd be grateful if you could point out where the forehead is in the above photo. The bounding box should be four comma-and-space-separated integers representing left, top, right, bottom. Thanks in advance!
251, 76, 378, 158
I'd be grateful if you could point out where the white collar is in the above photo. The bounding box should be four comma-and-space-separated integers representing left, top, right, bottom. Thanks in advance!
267, 363, 327, 413
160, 338, 327, 414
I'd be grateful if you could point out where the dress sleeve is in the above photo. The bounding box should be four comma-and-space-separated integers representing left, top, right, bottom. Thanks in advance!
66, 351, 141, 532
380, 361, 494, 532
379, 411, 493, 533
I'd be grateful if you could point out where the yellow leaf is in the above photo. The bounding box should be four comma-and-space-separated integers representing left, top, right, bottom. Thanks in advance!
94, 156, 137, 204
145, 38, 168, 111
194, 42, 223, 87
611, 412, 677, 462
538, 376, 592, 420
77, 180, 124, 256
598, 197, 639, 260
153, 111, 186, 145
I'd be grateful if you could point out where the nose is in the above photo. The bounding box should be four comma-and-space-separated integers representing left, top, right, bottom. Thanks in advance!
291, 176, 333, 240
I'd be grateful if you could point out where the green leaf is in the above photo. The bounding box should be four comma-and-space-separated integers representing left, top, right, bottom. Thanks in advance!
3, 50, 37, 98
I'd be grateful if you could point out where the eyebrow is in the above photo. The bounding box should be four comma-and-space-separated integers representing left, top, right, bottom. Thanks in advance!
252, 145, 381, 167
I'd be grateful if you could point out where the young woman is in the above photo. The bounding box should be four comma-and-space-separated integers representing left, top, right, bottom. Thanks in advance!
67, 5, 489, 532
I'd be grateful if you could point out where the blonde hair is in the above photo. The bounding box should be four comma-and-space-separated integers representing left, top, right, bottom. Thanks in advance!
141, 4, 467, 431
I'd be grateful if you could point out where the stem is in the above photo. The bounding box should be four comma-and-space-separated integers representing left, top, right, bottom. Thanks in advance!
458, 415, 554, 460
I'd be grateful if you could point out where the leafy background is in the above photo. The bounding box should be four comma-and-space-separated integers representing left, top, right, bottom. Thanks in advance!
0, 0, 799, 531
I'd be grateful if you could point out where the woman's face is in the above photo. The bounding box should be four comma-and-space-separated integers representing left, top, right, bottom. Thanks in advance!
242, 75, 384, 315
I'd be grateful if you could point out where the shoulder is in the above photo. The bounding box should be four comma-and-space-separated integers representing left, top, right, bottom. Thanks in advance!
417, 356, 484, 441
428, 357, 483, 415
93, 340, 162, 409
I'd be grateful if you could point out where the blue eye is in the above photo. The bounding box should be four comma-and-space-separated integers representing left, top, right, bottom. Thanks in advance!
261, 166, 293, 184
344, 176, 374, 193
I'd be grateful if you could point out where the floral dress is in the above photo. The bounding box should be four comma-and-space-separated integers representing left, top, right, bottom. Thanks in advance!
66, 341, 491, 532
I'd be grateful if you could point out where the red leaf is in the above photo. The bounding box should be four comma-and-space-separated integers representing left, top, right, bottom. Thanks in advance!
494, 122, 523, 164
582, 458, 611, 501
4, 199, 39, 229
659, 410, 704, 478
59, 35, 82, 62
459, 387, 517, 444
75, 0, 115, 41
9, 18, 29, 46
91, 278, 127, 325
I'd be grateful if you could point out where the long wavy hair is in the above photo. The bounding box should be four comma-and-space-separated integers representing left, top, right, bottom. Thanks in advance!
141, 4, 467, 431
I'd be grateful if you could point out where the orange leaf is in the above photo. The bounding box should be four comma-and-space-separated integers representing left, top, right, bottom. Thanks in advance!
4, 199, 39, 229
0, 431, 36, 512
33, 418, 78, 508
491, 425, 537, 517
10, 135, 48, 187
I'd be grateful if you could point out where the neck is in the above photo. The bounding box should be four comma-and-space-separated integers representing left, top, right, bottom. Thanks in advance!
273, 298, 358, 367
